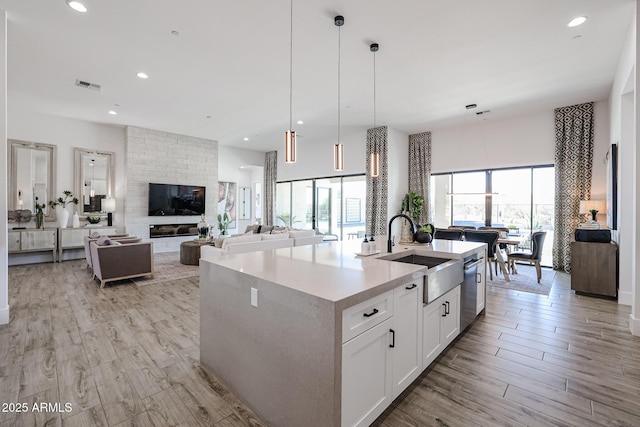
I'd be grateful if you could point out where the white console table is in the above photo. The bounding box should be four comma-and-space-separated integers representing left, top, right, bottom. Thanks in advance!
58, 227, 117, 261
8, 228, 58, 262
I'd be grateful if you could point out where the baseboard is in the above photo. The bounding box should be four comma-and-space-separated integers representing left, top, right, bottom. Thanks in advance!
618, 290, 633, 306
0, 305, 9, 325
630, 313, 640, 336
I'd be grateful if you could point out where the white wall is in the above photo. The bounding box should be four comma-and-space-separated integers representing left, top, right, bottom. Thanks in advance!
388, 128, 409, 238
609, 8, 637, 318
277, 129, 367, 181
1, 10, 8, 325
218, 145, 265, 233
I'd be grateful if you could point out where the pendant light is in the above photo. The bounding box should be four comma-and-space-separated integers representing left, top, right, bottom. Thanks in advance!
284, 0, 296, 164
369, 43, 380, 177
334, 15, 345, 171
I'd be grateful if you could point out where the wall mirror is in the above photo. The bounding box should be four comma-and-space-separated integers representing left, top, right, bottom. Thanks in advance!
239, 187, 251, 220
74, 148, 115, 215
8, 140, 57, 219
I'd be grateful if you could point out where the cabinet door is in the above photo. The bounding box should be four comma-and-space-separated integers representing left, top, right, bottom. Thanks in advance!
422, 296, 444, 369
476, 249, 486, 315
21, 230, 56, 250
392, 281, 421, 398
441, 286, 460, 348
342, 317, 393, 427
60, 228, 89, 248
8, 231, 21, 252
95, 227, 118, 236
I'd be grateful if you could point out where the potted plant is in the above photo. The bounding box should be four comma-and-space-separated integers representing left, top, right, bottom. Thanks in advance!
34, 197, 46, 229
217, 212, 230, 236
414, 224, 434, 244
400, 191, 424, 224
49, 190, 79, 228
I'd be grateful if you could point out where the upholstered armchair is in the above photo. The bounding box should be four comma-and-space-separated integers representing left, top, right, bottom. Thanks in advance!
90, 241, 154, 288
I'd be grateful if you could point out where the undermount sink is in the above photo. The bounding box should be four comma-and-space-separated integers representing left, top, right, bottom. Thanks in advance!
386, 254, 450, 269
378, 251, 463, 304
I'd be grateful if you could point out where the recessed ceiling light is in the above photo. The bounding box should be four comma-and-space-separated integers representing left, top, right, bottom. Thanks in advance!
136, 72, 149, 79
297, 120, 304, 125
205, 115, 212, 119
567, 16, 587, 27
243, 137, 249, 141
108, 110, 117, 115
66, 1, 87, 13
171, 30, 180, 36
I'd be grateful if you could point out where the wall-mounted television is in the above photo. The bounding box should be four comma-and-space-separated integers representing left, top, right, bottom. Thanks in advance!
148, 183, 206, 216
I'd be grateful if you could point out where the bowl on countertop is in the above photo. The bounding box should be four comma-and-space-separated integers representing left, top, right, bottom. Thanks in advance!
87, 216, 101, 224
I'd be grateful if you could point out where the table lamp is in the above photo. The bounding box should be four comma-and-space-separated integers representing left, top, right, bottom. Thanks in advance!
579, 200, 605, 222
102, 198, 116, 226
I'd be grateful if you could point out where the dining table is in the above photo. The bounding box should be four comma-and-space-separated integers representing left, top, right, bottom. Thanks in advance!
495, 235, 525, 281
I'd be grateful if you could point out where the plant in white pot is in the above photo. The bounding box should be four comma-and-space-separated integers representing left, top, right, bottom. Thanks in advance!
49, 190, 79, 229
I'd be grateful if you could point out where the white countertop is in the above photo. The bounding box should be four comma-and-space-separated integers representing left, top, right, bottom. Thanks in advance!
202, 238, 485, 304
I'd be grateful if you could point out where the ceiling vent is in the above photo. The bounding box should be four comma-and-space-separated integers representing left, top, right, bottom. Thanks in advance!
75, 79, 101, 91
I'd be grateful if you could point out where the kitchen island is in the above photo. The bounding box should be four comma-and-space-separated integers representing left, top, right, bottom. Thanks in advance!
200, 238, 486, 427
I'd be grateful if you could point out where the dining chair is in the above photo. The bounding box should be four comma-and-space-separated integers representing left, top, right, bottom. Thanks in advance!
463, 230, 499, 280
434, 228, 464, 241
507, 231, 546, 283
449, 225, 476, 230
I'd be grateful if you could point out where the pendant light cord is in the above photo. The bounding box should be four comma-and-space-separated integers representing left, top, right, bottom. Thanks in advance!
337, 23, 341, 143
373, 50, 376, 128
289, 0, 293, 130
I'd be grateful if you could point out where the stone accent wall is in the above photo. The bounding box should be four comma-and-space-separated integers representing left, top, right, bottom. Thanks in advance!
125, 126, 218, 252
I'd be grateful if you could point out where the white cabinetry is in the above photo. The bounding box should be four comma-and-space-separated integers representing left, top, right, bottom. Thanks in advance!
342, 317, 393, 427
391, 282, 421, 398
8, 229, 58, 261
341, 280, 421, 427
422, 285, 460, 369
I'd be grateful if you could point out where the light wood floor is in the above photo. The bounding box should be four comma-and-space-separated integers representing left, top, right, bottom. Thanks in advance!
1, 260, 639, 426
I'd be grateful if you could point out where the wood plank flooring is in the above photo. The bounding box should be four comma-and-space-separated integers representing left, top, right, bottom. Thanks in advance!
1, 259, 639, 426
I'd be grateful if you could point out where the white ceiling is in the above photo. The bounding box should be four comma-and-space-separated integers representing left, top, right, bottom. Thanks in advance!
0, 0, 634, 152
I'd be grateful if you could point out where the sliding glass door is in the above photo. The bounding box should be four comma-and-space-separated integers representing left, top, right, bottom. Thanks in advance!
276, 174, 366, 240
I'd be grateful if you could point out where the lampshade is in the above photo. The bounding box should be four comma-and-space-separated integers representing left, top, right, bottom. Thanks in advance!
579, 200, 605, 214
102, 198, 116, 213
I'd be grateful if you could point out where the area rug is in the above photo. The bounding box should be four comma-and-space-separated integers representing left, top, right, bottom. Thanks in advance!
132, 251, 199, 286
487, 264, 555, 296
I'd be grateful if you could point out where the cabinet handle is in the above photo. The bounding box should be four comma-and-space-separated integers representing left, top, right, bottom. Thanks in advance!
405, 283, 417, 290
445, 301, 450, 315
477, 273, 481, 283
389, 329, 395, 348
442, 303, 446, 317
363, 308, 379, 318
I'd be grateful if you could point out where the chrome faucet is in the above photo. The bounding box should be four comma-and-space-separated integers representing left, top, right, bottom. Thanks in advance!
387, 214, 416, 253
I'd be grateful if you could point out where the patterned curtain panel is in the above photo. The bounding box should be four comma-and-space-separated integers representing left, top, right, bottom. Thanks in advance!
263, 151, 277, 226
553, 102, 594, 273
408, 131, 432, 225
366, 126, 388, 236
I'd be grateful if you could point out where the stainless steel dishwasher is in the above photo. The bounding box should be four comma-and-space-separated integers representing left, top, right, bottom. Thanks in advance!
461, 255, 483, 331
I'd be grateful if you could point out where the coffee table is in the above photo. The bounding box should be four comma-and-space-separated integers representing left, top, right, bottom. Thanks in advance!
180, 240, 211, 265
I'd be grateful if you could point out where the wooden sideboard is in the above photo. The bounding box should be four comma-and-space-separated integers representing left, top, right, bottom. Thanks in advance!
8, 226, 118, 263
570, 241, 618, 297
8, 228, 58, 262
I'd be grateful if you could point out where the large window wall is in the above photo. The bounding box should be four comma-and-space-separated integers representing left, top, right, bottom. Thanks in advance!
431, 165, 554, 266
275, 174, 366, 240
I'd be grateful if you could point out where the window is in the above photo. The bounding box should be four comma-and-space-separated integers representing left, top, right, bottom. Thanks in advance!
431, 165, 554, 266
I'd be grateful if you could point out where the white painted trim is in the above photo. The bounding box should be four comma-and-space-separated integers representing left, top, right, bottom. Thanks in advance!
630, 313, 640, 336
618, 290, 633, 306
0, 305, 9, 325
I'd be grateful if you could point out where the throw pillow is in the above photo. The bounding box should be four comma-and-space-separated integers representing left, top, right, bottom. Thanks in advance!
244, 225, 260, 234
261, 232, 289, 240
96, 236, 111, 246
271, 227, 288, 234
288, 229, 315, 238
260, 225, 274, 234
221, 234, 262, 250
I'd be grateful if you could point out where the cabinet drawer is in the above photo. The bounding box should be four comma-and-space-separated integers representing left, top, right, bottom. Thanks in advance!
342, 289, 393, 343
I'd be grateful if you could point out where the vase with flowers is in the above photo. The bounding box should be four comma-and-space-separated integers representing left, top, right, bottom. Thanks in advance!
49, 190, 79, 229
34, 197, 45, 229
